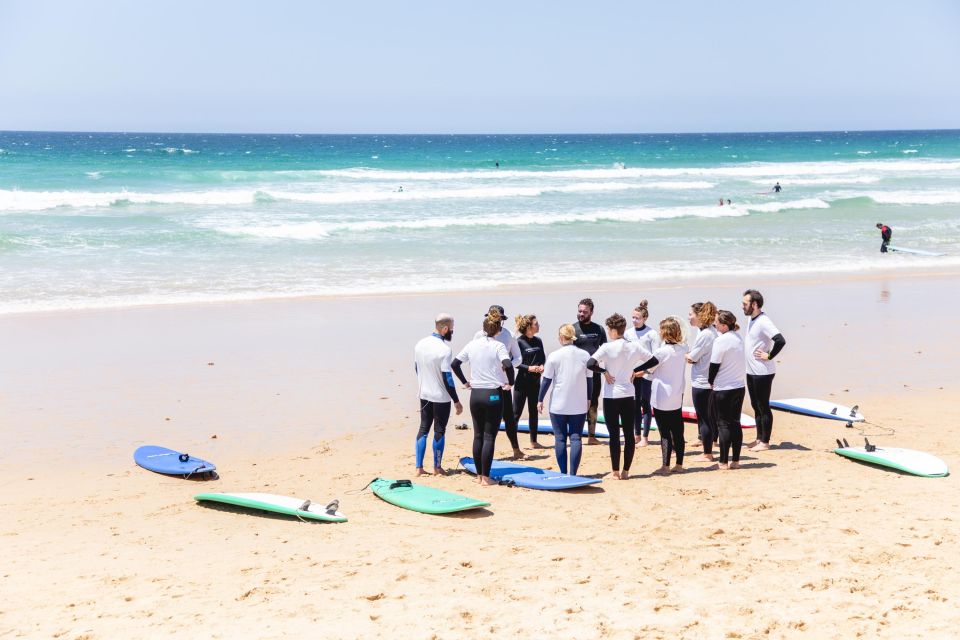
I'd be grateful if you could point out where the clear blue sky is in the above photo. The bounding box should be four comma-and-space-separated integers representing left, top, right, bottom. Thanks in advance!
2, 1, 958, 133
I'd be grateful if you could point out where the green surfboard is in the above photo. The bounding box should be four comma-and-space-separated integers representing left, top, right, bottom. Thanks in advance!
195, 492, 348, 522
371, 478, 489, 514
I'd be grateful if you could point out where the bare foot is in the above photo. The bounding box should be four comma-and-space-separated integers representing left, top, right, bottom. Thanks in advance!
639, 437, 649, 447
611, 470, 620, 479
434, 466, 447, 476
587, 437, 601, 446
530, 441, 547, 449
415, 467, 430, 476
694, 440, 702, 447
653, 466, 671, 475
671, 465, 684, 473
700, 454, 714, 462
480, 477, 498, 486
619, 470, 630, 480
510, 449, 526, 460
730, 461, 741, 469
750, 443, 771, 451
718, 463, 729, 470
634, 435, 641, 444
745, 440, 759, 448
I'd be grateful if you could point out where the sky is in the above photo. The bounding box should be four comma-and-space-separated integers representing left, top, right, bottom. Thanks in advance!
1, 1, 959, 134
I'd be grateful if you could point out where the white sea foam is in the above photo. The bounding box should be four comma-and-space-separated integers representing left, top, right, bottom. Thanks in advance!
859, 190, 960, 205
0, 189, 255, 211
902, 149, 918, 154
749, 176, 880, 186
739, 198, 830, 213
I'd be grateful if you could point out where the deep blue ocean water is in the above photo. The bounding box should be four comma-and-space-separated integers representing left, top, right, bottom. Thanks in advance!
2, 130, 959, 313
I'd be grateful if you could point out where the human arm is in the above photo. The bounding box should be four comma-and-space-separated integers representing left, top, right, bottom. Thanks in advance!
450, 358, 469, 388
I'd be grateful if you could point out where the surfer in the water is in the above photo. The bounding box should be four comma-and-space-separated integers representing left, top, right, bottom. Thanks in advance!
413, 314, 462, 476
451, 308, 515, 486
742, 289, 786, 451
773, 182, 782, 193
877, 222, 892, 253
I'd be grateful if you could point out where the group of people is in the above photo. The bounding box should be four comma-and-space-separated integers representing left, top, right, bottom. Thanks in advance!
413, 290, 786, 486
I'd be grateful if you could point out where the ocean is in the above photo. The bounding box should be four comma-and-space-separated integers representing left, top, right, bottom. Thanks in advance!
2, 130, 959, 314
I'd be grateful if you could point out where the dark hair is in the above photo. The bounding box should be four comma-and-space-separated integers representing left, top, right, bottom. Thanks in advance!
487, 304, 505, 317
691, 302, 703, 314
634, 299, 649, 320
578, 298, 594, 312
876, 222, 883, 228
604, 313, 627, 335
743, 289, 764, 309
717, 310, 739, 332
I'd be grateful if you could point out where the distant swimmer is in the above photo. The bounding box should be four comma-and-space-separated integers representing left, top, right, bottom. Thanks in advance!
398, 186, 404, 192
877, 222, 892, 253
719, 198, 725, 206
495, 161, 500, 168
726, 199, 732, 206
773, 182, 782, 193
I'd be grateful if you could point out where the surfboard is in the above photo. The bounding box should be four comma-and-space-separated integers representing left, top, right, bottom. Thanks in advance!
681, 406, 756, 428
370, 478, 489, 514
194, 492, 347, 522
134, 445, 216, 477
596, 412, 658, 431
834, 441, 948, 477
769, 398, 865, 422
460, 457, 601, 490
888, 245, 945, 257
500, 419, 611, 438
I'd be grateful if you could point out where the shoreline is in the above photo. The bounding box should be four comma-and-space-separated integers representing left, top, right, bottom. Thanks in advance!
4, 264, 960, 320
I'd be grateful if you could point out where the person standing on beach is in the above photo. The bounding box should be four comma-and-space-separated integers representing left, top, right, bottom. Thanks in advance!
742, 289, 786, 451
625, 300, 658, 446
413, 313, 463, 475
573, 298, 607, 444
513, 314, 546, 449
452, 309, 515, 486
709, 310, 747, 470
634, 317, 689, 474
538, 324, 592, 475
588, 313, 652, 479
877, 223, 892, 253
686, 301, 719, 461
474, 305, 524, 460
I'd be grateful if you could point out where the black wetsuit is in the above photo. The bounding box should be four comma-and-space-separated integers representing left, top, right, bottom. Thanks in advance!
709, 362, 745, 464
574, 320, 606, 433
880, 225, 892, 253
513, 334, 545, 442
451, 355, 515, 478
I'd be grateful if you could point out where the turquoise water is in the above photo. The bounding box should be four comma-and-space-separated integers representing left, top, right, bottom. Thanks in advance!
2, 130, 959, 313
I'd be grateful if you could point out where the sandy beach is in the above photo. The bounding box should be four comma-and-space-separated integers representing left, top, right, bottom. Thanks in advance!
2, 269, 959, 639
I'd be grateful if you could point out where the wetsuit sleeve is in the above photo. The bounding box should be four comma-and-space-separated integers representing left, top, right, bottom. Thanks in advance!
586, 376, 593, 400
586, 357, 606, 373
708, 362, 721, 386
450, 358, 468, 385
768, 333, 786, 359
516, 337, 530, 371
538, 377, 552, 402
443, 372, 460, 403
634, 356, 659, 373
502, 359, 515, 386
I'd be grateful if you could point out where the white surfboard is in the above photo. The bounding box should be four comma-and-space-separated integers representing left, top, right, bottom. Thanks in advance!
888, 245, 945, 257
770, 398, 865, 422
835, 444, 948, 477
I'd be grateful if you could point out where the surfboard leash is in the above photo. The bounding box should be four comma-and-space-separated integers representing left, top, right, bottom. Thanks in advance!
345, 478, 380, 495
849, 419, 896, 438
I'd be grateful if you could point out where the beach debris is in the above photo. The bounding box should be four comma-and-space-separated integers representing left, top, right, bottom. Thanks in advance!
210, 434, 218, 439
207, 362, 215, 366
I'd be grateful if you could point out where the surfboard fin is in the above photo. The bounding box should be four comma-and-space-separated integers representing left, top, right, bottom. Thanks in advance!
836, 439, 845, 449
325, 499, 339, 515
830, 407, 838, 415
850, 405, 859, 417
864, 438, 876, 452
299, 500, 311, 511
842, 438, 850, 448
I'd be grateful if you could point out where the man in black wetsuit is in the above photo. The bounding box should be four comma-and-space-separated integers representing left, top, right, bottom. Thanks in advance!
877, 223, 892, 253
574, 298, 607, 444
773, 182, 782, 193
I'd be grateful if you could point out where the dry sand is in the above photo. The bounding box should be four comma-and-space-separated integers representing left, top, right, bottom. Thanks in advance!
2, 271, 959, 639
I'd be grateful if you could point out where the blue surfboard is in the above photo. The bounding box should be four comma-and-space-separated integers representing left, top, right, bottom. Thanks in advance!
459, 457, 601, 490
134, 445, 216, 478
500, 419, 611, 438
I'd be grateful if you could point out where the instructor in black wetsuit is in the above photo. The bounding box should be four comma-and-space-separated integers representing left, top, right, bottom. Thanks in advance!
513, 314, 546, 449
573, 297, 606, 444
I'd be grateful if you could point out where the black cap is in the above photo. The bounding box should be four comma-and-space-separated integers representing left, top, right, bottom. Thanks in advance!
486, 304, 505, 318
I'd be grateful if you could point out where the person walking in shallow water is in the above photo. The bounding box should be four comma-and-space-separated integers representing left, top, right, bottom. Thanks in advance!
877, 222, 892, 253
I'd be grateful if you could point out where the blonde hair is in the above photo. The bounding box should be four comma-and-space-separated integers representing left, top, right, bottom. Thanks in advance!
659, 317, 683, 345
558, 324, 576, 343
695, 301, 717, 330
483, 308, 502, 337
515, 314, 537, 335
634, 299, 649, 321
